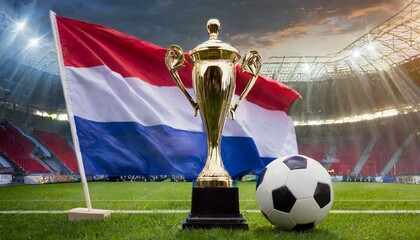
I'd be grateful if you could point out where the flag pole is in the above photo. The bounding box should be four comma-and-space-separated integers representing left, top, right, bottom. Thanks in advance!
49, 10, 110, 220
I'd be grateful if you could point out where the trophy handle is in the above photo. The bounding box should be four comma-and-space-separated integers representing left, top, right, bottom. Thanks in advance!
165, 45, 199, 116
230, 50, 262, 120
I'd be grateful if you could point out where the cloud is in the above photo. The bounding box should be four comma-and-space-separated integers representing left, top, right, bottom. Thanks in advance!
347, 2, 396, 19
230, 0, 406, 58
2, 0, 408, 62
45, 0, 405, 43
230, 24, 310, 50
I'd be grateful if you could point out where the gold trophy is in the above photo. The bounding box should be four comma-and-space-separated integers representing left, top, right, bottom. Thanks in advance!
165, 19, 261, 230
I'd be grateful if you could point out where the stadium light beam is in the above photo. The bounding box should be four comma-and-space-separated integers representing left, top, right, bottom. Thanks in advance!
28, 37, 40, 47
303, 63, 311, 73
366, 42, 376, 52
15, 20, 26, 32
352, 49, 361, 58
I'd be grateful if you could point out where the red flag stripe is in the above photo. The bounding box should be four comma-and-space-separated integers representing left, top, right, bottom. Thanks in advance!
56, 15, 301, 113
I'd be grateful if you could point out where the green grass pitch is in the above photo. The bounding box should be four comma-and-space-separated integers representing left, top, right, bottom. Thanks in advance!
0, 181, 419, 239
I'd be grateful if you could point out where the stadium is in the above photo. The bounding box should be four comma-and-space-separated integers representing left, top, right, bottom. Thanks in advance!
0, 0, 419, 239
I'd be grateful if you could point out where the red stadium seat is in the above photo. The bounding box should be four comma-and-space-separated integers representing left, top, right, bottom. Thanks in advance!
0, 123, 51, 174
33, 130, 79, 174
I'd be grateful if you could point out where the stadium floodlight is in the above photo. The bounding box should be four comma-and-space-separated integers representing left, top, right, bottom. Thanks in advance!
57, 114, 68, 121
352, 49, 361, 58
303, 63, 311, 73
28, 37, 40, 47
382, 109, 399, 117
366, 43, 376, 51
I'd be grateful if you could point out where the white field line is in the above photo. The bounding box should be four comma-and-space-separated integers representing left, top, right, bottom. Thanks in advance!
0, 210, 419, 214
334, 200, 420, 202
0, 199, 419, 202
330, 210, 420, 214
0, 199, 191, 202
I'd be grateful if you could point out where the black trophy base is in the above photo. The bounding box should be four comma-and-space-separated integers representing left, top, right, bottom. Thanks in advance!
182, 187, 248, 230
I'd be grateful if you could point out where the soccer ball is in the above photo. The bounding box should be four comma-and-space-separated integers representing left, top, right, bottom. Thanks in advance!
256, 155, 334, 231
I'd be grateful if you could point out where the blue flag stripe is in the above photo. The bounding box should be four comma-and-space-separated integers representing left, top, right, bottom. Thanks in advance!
75, 116, 271, 178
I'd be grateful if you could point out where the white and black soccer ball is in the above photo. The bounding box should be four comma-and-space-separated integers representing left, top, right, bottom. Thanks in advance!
256, 155, 334, 231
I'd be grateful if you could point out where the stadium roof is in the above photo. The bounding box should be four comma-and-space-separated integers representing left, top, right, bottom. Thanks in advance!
0, 1, 417, 78
262, 0, 420, 82
0, 0, 418, 117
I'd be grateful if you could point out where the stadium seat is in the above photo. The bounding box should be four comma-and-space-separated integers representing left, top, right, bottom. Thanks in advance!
0, 123, 51, 174
33, 130, 79, 174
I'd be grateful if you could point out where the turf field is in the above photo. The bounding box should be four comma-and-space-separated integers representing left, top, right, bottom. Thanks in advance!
0, 181, 419, 239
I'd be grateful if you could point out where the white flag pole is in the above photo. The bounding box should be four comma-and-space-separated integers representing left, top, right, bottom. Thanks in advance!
49, 11, 110, 220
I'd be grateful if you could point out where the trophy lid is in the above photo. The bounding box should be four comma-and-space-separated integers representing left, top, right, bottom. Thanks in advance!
189, 19, 241, 62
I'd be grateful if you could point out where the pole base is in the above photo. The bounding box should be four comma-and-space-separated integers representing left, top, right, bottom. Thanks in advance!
182, 187, 248, 230
68, 208, 111, 221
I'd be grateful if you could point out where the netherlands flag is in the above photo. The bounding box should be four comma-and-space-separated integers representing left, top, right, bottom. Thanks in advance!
50, 13, 301, 179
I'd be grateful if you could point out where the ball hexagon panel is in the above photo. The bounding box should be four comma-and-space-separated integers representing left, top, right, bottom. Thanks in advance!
285, 169, 318, 199
262, 161, 290, 191
260, 210, 275, 225
307, 158, 332, 183
272, 185, 296, 213
314, 182, 331, 208
256, 184, 274, 214
267, 209, 296, 230
283, 155, 307, 170
289, 198, 321, 224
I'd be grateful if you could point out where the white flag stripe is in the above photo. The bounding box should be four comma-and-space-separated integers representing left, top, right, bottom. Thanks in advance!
66, 65, 297, 158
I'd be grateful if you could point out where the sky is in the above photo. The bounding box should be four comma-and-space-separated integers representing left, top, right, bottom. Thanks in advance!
0, 0, 409, 63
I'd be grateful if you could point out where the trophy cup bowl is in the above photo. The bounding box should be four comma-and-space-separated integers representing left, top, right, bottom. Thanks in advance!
165, 19, 262, 230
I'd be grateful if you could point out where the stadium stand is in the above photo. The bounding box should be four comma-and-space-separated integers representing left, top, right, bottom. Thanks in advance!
298, 143, 330, 163
0, 122, 50, 174
0, 0, 418, 181
394, 134, 420, 175
329, 136, 370, 176
33, 130, 79, 174
294, 112, 419, 177
360, 117, 412, 176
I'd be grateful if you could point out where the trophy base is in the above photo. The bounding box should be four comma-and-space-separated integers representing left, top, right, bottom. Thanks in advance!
182, 187, 248, 230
